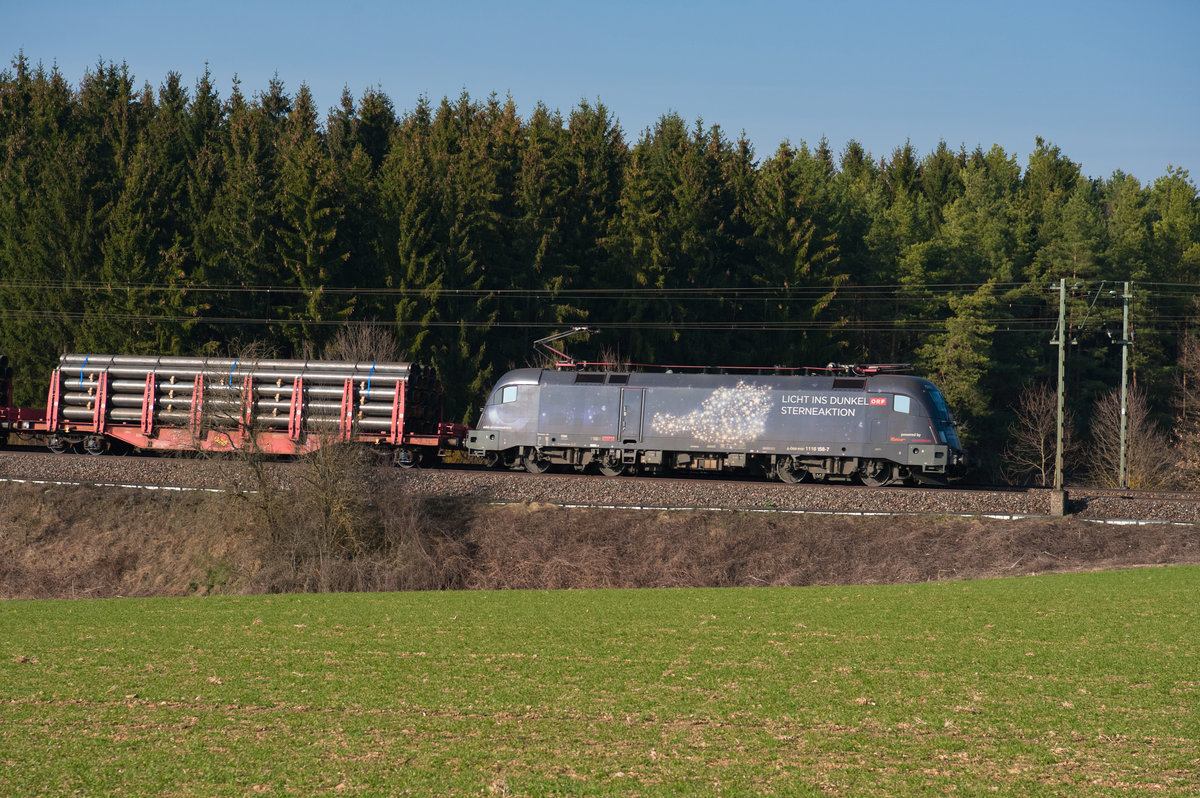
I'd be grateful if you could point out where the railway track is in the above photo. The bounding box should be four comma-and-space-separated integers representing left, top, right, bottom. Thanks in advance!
2, 449, 1197, 524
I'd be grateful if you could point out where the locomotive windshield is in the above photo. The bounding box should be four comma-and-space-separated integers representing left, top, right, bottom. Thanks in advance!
925, 386, 960, 448
928, 388, 952, 422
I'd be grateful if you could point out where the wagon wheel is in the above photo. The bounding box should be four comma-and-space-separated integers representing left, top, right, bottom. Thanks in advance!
775, 456, 810, 484
392, 447, 420, 469
83, 436, 109, 456
597, 451, 625, 477
859, 461, 895, 488
523, 452, 551, 474
47, 436, 70, 455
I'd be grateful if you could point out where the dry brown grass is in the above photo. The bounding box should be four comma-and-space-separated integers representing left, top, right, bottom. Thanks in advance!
458, 506, 1200, 589
0, 484, 248, 598
2, 482, 1198, 598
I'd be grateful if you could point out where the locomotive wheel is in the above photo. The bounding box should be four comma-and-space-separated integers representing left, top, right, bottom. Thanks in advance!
597, 457, 625, 477
592, 451, 624, 475
859, 461, 896, 487
523, 453, 551, 474
775, 457, 810, 484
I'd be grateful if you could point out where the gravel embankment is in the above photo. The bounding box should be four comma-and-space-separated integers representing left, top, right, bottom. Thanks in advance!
3, 450, 1198, 524
392, 469, 1047, 516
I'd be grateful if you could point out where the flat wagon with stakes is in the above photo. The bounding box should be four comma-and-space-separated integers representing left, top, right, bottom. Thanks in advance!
1, 353, 466, 466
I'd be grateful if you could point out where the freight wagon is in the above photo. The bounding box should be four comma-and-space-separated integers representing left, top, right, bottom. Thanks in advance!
1, 354, 466, 465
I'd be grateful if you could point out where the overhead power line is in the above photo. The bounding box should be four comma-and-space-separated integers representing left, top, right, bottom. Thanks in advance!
0, 278, 1138, 298
0, 279, 1194, 333
0, 280, 1191, 310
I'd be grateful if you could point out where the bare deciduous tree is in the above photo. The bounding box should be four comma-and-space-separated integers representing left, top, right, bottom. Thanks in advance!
1172, 334, 1200, 484
1002, 381, 1077, 486
320, 323, 402, 363
280, 438, 377, 591
1086, 385, 1173, 489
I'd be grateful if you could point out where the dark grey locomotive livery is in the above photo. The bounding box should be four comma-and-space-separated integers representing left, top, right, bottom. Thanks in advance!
467, 368, 966, 486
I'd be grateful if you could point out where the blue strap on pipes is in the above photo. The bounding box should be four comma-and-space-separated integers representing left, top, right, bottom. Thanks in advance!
365, 362, 376, 398
79, 356, 89, 388
228, 358, 238, 389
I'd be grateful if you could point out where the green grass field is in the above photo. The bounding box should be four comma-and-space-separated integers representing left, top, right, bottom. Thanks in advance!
2, 567, 1197, 796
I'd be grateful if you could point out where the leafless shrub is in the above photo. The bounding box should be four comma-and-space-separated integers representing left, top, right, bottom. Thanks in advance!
595, 346, 628, 372
1084, 385, 1174, 489
251, 439, 377, 592
1001, 381, 1078, 486
180, 334, 454, 594
190, 341, 284, 507
374, 493, 472, 591
235, 439, 471, 593
321, 323, 403, 363
1172, 334, 1200, 482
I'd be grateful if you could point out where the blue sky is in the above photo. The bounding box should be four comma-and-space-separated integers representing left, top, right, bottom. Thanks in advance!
7, 0, 1198, 184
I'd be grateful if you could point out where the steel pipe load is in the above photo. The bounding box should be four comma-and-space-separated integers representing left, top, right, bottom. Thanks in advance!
60, 378, 412, 404
57, 354, 426, 385
63, 393, 359, 415
59, 353, 417, 373
57, 354, 427, 386
62, 391, 411, 417
59, 406, 403, 433
58, 369, 421, 387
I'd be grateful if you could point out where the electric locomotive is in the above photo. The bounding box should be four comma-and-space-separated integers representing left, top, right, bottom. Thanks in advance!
466, 366, 966, 486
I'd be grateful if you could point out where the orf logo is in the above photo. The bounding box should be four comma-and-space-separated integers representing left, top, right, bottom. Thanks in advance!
869, 397, 888, 406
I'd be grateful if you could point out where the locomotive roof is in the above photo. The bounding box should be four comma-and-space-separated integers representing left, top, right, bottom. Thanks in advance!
494, 368, 938, 393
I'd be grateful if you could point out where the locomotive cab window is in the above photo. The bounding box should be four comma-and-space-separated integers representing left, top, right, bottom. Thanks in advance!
893, 395, 911, 414
501, 385, 518, 404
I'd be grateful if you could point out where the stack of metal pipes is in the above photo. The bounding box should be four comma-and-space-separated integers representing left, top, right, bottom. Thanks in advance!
54, 354, 438, 434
